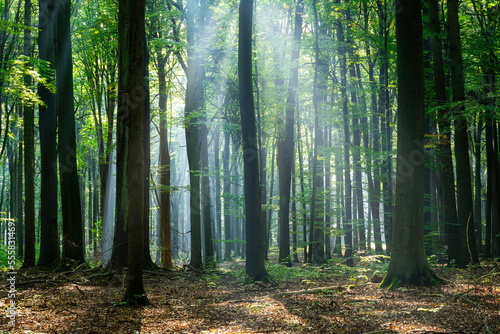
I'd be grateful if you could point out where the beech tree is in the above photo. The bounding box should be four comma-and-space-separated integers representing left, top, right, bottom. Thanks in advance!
239, 0, 269, 282
379, 0, 443, 289
121, 0, 149, 306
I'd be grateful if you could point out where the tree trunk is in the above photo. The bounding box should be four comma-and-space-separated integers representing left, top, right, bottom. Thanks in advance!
427, 0, 461, 264
56, 0, 84, 265
447, 0, 479, 265
142, 36, 156, 270
380, 0, 442, 289
309, 0, 325, 264
336, 2, 353, 265
239, 0, 269, 282
122, 0, 149, 306
185, 0, 203, 268
157, 48, 172, 268
201, 122, 214, 266
22, 0, 35, 268
277, 0, 303, 266
214, 128, 222, 262
223, 132, 232, 261
37, 0, 59, 268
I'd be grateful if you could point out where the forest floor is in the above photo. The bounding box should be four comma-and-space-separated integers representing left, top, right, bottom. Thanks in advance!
1, 254, 500, 334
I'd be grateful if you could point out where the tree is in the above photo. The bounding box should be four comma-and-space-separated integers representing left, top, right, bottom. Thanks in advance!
427, 0, 461, 264
185, 0, 203, 268
447, 0, 479, 265
56, 0, 85, 265
153, 19, 173, 268
277, 0, 303, 266
37, 0, 60, 269
239, 0, 269, 282
379, 0, 442, 289
121, 0, 149, 306
22, 0, 35, 269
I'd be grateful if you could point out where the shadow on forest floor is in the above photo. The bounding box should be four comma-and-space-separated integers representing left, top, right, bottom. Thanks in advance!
1, 255, 499, 333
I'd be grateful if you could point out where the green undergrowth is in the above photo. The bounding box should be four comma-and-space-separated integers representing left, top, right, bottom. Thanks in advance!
217, 253, 391, 285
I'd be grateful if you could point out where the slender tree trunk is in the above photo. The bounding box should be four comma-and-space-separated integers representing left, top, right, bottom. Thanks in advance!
223, 132, 232, 261
336, 2, 353, 265
297, 121, 308, 261
201, 123, 214, 266
122, 0, 149, 306
22, 0, 35, 268
474, 120, 483, 254
214, 128, 222, 262
277, 0, 303, 266
56, 0, 84, 265
239, 0, 268, 282
309, 0, 325, 264
428, 0, 461, 264
185, 0, 203, 268
37, 0, 59, 268
447, 0, 479, 265
142, 36, 156, 270
110, 0, 132, 270
157, 50, 172, 268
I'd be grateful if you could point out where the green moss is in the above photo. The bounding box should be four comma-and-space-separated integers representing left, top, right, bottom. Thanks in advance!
378, 273, 400, 290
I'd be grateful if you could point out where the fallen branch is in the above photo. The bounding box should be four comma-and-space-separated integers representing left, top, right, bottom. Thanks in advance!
272, 283, 369, 298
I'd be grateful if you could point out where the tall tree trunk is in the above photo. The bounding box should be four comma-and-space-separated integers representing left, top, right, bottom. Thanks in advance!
223, 132, 232, 261
142, 36, 156, 270
447, 0, 479, 265
214, 128, 222, 262
377, 0, 393, 253
157, 49, 172, 268
239, 0, 269, 282
336, 1, 353, 265
37, 0, 59, 268
297, 121, 308, 261
309, 0, 325, 264
56, 0, 84, 265
122, 0, 149, 306
201, 123, 214, 266
110, 0, 132, 271
380, 0, 442, 289
324, 127, 332, 259
185, 0, 203, 268
428, 0, 461, 264
474, 120, 483, 254
22, 0, 35, 268
277, 0, 303, 266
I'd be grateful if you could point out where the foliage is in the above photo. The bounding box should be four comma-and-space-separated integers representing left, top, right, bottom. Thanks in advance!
0, 56, 55, 107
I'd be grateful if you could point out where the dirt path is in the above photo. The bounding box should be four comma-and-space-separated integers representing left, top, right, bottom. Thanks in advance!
1, 261, 499, 333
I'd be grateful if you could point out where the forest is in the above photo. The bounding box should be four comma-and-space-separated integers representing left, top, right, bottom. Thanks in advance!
0, 0, 500, 332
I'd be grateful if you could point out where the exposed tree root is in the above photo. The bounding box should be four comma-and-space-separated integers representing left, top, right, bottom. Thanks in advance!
379, 267, 446, 290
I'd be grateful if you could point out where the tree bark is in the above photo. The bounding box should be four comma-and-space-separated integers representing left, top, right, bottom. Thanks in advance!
122, 0, 149, 306
380, 0, 442, 289
239, 0, 269, 282
22, 0, 35, 268
447, 0, 479, 265
37, 0, 59, 268
277, 0, 303, 266
56, 0, 84, 265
